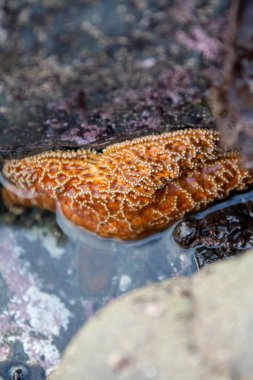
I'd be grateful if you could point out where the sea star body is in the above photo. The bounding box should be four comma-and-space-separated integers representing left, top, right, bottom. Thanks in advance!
2, 129, 253, 240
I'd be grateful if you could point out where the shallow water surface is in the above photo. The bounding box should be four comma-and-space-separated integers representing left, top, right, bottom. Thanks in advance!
0, 188, 252, 373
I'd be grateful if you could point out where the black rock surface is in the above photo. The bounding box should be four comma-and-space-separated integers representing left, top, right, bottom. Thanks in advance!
173, 198, 253, 267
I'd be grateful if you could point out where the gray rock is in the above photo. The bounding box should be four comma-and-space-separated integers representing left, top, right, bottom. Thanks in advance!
50, 250, 253, 380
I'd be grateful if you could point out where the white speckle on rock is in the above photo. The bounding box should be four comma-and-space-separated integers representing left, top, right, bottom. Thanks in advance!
24, 286, 71, 336
137, 58, 156, 69
119, 275, 132, 292
42, 233, 65, 259
25, 226, 65, 259
144, 301, 165, 318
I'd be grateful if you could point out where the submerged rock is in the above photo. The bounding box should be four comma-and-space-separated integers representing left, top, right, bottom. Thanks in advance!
50, 250, 253, 380
0, 196, 197, 369
0, 361, 46, 380
0, 0, 232, 159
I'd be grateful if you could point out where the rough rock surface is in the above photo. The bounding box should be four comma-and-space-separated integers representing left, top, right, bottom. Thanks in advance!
214, 0, 253, 168
50, 250, 253, 380
0, 0, 232, 159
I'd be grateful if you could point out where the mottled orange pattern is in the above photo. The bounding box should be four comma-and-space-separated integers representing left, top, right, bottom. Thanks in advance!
2, 129, 253, 240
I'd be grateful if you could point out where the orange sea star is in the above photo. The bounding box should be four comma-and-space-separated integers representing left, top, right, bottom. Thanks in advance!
2, 129, 253, 240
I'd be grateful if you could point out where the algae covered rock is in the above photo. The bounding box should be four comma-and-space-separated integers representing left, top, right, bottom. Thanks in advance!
0, 0, 232, 159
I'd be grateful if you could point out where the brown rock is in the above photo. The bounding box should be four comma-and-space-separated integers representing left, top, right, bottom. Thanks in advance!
213, 0, 253, 168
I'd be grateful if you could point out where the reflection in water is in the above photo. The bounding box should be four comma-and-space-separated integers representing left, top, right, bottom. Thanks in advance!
0, 186, 252, 372
56, 204, 196, 277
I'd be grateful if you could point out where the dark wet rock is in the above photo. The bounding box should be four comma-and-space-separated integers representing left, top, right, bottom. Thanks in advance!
213, 0, 253, 168
173, 201, 253, 250
173, 198, 253, 267
0, 0, 232, 159
194, 247, 238, 268
50, 251, 253, 380
173, 219, 200, 247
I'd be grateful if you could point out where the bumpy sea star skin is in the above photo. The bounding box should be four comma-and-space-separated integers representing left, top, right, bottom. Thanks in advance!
2, 129, 253, 240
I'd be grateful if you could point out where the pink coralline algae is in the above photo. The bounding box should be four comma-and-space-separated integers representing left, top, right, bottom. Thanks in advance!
0, 227, 71, 370
177, 26, 222, 61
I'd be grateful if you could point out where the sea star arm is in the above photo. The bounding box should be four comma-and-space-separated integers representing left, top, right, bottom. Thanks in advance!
2, 131, 253, 240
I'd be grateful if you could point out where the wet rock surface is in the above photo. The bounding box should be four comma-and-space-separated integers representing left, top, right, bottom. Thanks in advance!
0, 0, 251, 374
173, 194, 253, 267
0, 0, 231, 159
0, 193, 195, 370
50, 250, 253, 380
